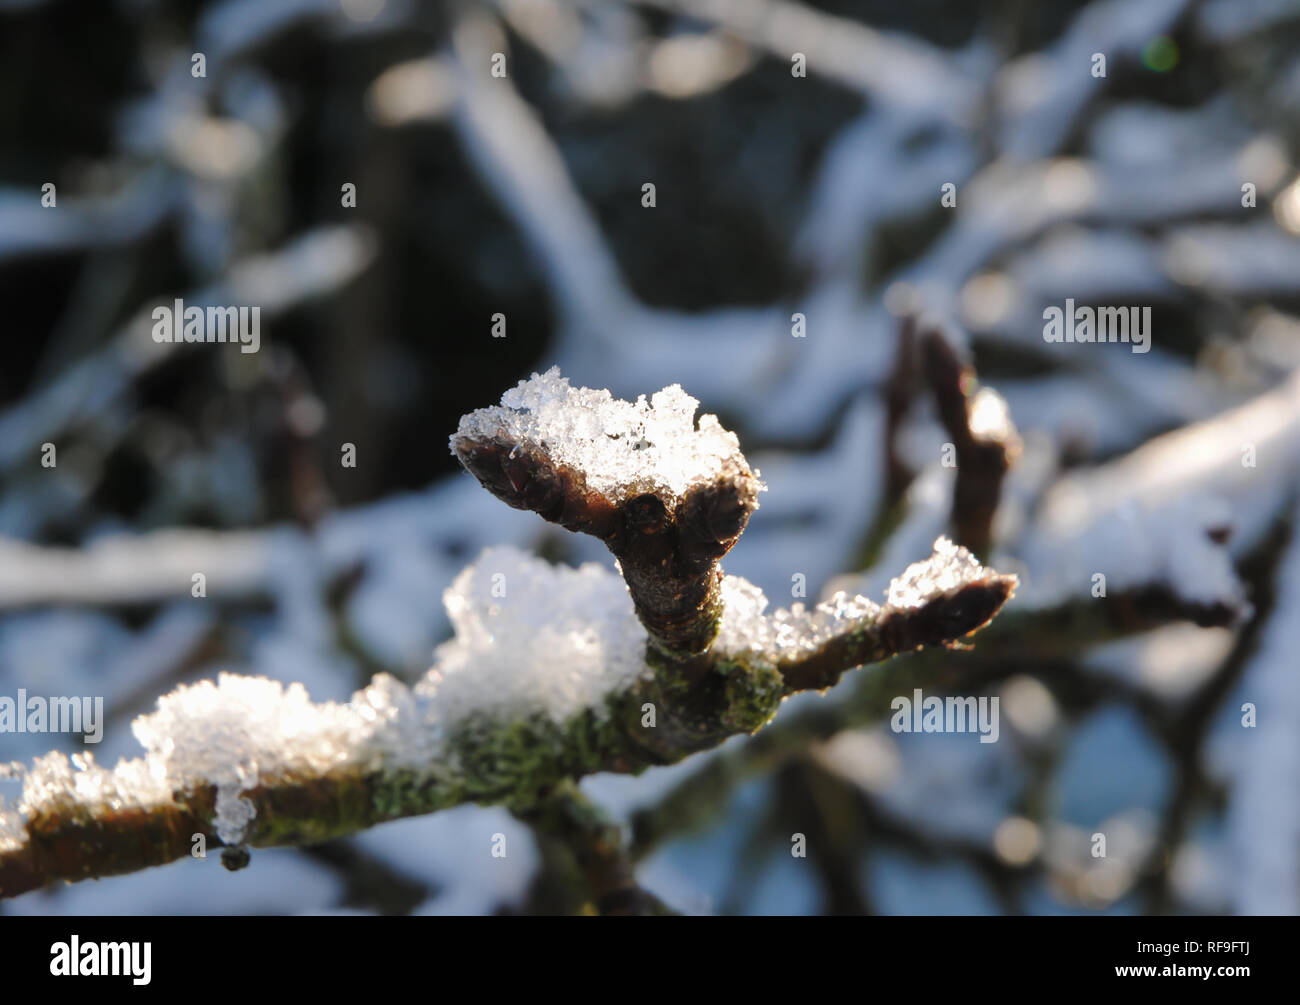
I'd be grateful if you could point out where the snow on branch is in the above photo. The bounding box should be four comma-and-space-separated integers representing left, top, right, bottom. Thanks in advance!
0, 372, 1016, 899
642, 0, 976, 119
451, 367, 762, 659
1001, 367, 1300, 628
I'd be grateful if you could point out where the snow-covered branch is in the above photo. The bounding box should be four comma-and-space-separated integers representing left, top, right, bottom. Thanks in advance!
451, 367, 764, 659
0, 372, 1016, 899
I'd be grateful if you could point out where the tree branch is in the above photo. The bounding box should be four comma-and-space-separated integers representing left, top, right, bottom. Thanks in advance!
918, 323, 1021, 558
450, 368, 760, 659
513, 779, 672, 915
1, 371, 1016, 899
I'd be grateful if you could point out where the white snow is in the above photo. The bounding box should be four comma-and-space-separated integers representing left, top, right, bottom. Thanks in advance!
1010, 495, 1247, 616
886, 537, 994, 608
1083, 625, 1236, 701
0, 530, 273, 608
0, 546, 654, 849
1198, 0, 1300, 41
996, 0, 1193, 160
817, 724, 1022, 845
1164, 221, 1300, 294
418, 546, 650, 726
1226, 499, 1300, 914
643, 0, 976, 117
1, 673, 434, 849
134, 675, 403, 843
1006, 367, 1300, 615
360, 804, 538, 916
452, 367, 753, 505
715, 536, 1004, 664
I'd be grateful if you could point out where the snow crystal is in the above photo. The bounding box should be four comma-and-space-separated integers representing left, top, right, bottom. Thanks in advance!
418, 546, 650, 726
451, 367, 751, 504
886, 537, 989, 609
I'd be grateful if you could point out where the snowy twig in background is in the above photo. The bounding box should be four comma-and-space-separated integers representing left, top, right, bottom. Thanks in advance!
0, 530, 276, 609
641, 0, 978, 120
0, 373, 1015, 899
0, 225, 376, 478
994, 0, 1194, 160
1003, 367, 1300, 623
1227, 501, 1300, 915
899, 321, 1021, 557
449, 13, 634, 331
